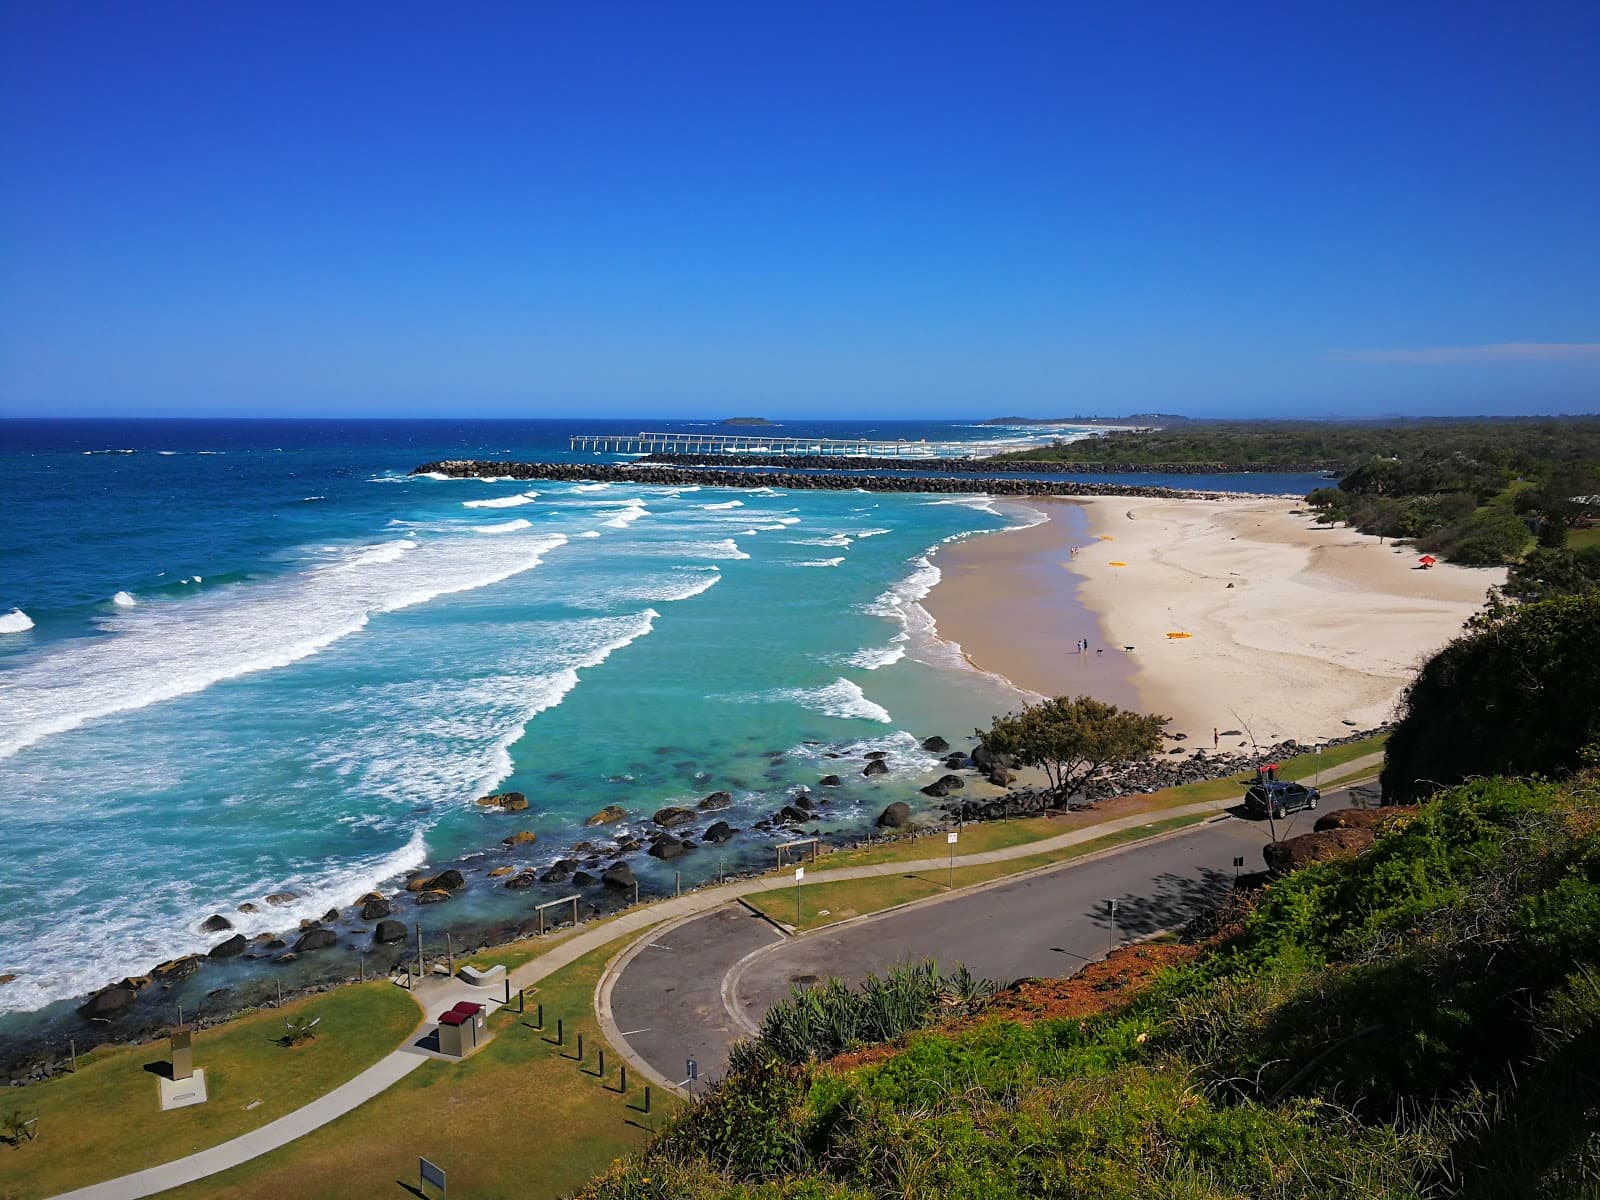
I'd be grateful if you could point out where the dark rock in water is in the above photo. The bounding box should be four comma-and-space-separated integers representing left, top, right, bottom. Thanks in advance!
971, 745, 1013, 773
921, 779, 952, 798
294, 928, 338, 952
200, 913, 233, 934
415, 888, 453, 904
265, 891, 298, 907
938, 774, 965, 790
476, 790, 529, 812
793, 792, 815, 811
697, 790, 733, 811
208, 934, 248, 959
779, 804, 811, 823
943, 753, 969, 770
877, 801, 912, 828
540, 864, 573, 884
863, 750, 889, 761
503, 830, 538, 845
863, 759, 889, 777
615, 836, 644, 852
819, 774, 842, 787
702, 821, 735, 844
572, 871, 597, 886
649, 835, 686, 860
81, 985, 137, 1019
504, 872, 537, 890
237, 902, 260, 914
298, 918, 322, 932
361, 896, 392, 921
584, 804, 626, 826
153, 956, 201, 984
275, 952, 299, 964
408, 869, 466, 893
602, 862, 637, 891
264, 938, 287, 950
824, 752, 842, 759
653, 805, 697, 828
323, 908, 341, 922
921, 735, 950, 752
374, 920, 407, 944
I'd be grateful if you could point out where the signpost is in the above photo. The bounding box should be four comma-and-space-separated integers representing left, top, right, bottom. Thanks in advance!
794, 866, 804, 928
947, 829, 959, 889
1105, 898, 1120, 954
419, 1156, 446, 1199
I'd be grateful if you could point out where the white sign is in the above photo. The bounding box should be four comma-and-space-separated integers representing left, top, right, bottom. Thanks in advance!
794, 867, 804, 881
947, 831, 959, 844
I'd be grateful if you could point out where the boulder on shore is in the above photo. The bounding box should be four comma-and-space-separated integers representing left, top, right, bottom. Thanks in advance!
819, 774, 842, 787
876, 801, 912, 829
237, 902, 260, 914
863, 759, 889, 778
779, 804, 811, 823
702, 821, 735, 844
153, 956, 201, 984
971, 745, 1013, 773
476, 790, 529, 812
294, 928, 339, 952
504, 872, 537, 890
653, 805, 698, 828
80, 985, 138, 1020
584, 804, 626, 826
572, 870, 597, 886
406, 869, 466, 893
602, 862, 637, 891
374, 920, 407, 944
502, 830, 538, 846
200, 914, 233, 934
921, 779, 952, 798
649, 835, 686, 860
921, 735, 950, 752
264, 891, 298, 907
208, 934, 248, 959
360, 896, 392, 920
697, 790, 733, 811
415, 888, 453, 904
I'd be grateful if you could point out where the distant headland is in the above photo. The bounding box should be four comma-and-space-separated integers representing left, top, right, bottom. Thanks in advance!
721, 416, 775, 426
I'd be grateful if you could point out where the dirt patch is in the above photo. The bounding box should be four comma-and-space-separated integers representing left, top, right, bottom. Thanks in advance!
980, 942, 1201, 1025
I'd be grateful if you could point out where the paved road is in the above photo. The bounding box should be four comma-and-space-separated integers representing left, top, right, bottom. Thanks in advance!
607, 777, 1376, 1088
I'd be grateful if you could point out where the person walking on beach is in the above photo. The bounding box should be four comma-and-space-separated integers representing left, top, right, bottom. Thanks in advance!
1213, 728, 1219, 749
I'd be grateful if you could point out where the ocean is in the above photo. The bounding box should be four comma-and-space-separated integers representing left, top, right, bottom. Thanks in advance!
0, 418, 1326, 1059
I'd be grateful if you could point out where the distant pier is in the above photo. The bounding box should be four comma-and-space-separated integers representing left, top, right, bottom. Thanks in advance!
568, 431, 972, 458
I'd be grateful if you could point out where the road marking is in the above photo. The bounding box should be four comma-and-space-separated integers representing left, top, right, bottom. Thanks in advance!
645, 942, 673, 951
620, 1027, 652, 1036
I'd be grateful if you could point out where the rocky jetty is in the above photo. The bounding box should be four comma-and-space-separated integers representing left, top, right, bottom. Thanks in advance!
412, 460, 1219, 500
639, 452, 1343, 476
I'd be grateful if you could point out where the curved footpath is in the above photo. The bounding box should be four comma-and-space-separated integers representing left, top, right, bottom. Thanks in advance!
49, 757, 1379, 1200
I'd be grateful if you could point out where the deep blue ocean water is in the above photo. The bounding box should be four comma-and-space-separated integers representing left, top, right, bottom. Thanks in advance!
0, 418, 1324, 1036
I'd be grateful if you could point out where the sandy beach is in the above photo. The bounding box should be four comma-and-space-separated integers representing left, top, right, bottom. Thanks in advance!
926, 495, 1505, 751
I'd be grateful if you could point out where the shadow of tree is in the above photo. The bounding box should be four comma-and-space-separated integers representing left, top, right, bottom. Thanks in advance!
1086, 867, 1235, 940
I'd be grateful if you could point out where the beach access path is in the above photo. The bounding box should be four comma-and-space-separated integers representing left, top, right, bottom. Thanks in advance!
49, 753, 1381, 1200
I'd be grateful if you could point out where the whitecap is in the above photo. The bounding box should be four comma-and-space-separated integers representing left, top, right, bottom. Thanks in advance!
794, 557, 845, 568
462, 492, 538, 509
846, 644, 906, 670
577, 530, 601, 538
347, 539, 417, 566
755, 678, 892, 723
111, 591, 137, 608
701, 500, 743, 510
572, 482, 611, 492
0, 609, 35, 634
471, 518, 534, 534
602, 505, 649, 529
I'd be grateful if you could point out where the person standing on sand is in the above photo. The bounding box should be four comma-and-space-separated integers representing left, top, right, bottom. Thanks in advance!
1214, 728, 1219, 749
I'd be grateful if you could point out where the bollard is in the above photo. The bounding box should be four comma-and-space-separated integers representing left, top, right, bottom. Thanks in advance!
576, 1033, 585, 1060
536, 1002, 544, 1028
644, 1084, 651, 1113
556, 1017, 564, 1045
620, 1064, 627, 1092
598, 1049, 606, 1076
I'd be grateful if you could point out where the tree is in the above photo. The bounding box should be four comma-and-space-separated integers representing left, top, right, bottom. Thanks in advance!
977, 696, 1167, 801
1381, 593, 1600, 803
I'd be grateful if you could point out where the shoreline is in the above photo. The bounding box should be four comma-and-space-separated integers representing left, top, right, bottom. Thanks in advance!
927, 493, 1504, 749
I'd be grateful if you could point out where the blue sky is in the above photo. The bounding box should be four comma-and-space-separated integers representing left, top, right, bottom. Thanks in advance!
2, 1, 1597, 418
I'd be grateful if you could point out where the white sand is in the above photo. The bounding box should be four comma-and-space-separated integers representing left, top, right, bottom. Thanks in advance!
1068, 495, 1504, 747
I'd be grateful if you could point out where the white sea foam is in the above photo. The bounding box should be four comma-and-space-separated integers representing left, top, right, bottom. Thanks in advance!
794, 557, 845, 568
462, 492, 538, 509
0, 532, 570, 762
111, 591, 137, 608
577, 530, 601, 538
853, 528, 892, 538
748, 487, 784, 496
865, 555, 941, 622
701, 500, 744, 510
765, 678, 893, 723
158, 450, 178, 456
472, 517, 534, 534
925, 496, 1000, 516
791, 534, 852, 547
602, 504, 649, 529
0, 609, 35, 634
846, 644, 907, 669
571, 482, 611, 492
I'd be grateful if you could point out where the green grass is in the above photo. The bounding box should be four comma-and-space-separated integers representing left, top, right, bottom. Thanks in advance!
2, 982, 420, 1200
1568, 525, 1600, 550
154, 936, 678, 1200
742, 814, 1210, 933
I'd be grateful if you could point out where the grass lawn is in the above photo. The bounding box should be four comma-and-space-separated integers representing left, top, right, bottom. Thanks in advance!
2, 983, 419, 1200
743, 813, 1211, 933
154, 937, 676, 1200
1567, 525, 1600, 550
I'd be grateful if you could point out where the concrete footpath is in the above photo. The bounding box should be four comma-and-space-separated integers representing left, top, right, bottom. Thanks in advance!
49, 756, 1380, 1199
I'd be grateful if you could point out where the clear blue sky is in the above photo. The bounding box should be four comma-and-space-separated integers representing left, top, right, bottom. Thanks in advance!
3, 1, 1597, 418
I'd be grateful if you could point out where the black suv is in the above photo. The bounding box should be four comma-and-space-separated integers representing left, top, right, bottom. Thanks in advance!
1243, 780, 1321, 820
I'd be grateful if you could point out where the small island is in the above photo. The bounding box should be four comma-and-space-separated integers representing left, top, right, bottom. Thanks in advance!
721, 416, 775, 426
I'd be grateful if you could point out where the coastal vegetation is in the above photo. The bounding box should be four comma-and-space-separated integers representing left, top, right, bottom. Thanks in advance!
574, 602, 1600, 1200
976, 695, 1169, 798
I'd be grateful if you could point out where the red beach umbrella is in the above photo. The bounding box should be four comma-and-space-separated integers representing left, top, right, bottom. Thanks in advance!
1419, 555, 1437, 568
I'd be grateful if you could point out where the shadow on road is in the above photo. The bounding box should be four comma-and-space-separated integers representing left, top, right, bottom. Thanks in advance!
1092, 867, 1234, 939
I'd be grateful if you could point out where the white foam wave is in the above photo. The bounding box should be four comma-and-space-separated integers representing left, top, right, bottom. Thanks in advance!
791, 534, 852, 547
472, 518, 534, 534
846, 644, 906, 669
0, 609, 35, 634
794, 557, 845, 568
865, 555, 941, 622
572, 482, 612, 492
701, 500, 744, 510
0, 533, 570, 761
925, 496, 1000, 516
853, 528, 891, 538
602, 504, 649, 529
111, 591, 137, 608
764, 678, 892, 723
577, 530, 601, 538
462, 492, 538, 509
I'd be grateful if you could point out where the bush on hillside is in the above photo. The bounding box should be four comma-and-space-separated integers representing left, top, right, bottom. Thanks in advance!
1381, 593, 1600, 804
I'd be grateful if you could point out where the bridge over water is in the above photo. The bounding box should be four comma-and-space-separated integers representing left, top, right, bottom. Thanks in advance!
569, 430, 974, 458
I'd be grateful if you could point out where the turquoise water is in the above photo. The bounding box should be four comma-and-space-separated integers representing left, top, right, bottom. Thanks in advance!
0, 420, 1324, 1043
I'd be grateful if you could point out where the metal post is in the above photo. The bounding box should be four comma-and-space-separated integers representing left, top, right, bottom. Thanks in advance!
633, 880, 640, 906
69, 1040, 76, 1072
415, 923, 423, 981
598, 1049, 606, 1075
446, 932, 454, 978
644, 1084, 651, 1113
675, 871, 680, 897
536, 1001, 544, 1027
947, 829, 958, 890
556, 1017, 564, 1045
620, 1064, 628, 1092
718, 858, 724, 885
577, 1033, 584, 1060
1106, 899, 1119, 954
